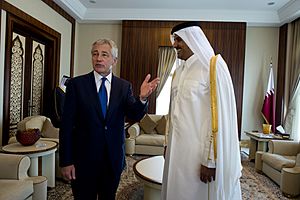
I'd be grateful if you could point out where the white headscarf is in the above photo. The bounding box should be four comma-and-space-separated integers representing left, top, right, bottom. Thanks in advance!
171, 26, 215, 68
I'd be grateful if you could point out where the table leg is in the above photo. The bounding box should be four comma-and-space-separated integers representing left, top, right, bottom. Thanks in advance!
28, 157, 39, 176
249, 138, 257, 161
143, 185, 161, 200
42, 152, 55, 188
257, 141, 268, 152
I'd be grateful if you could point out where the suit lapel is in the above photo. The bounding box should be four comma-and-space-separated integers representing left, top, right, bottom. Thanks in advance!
87, 72, 105, 121
106, 75, 120, 121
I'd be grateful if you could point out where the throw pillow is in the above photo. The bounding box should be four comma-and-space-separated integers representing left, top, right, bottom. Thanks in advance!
41, 119, 59, 138
17, 116, 34, 132
139, 114, 157, 134
156, 115, 169, 135
25, 115, 47, 131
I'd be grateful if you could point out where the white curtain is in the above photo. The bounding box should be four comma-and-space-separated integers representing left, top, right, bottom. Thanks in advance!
284, 82, 300, 141
284, 18, 300, 141
156, 47, 176, 98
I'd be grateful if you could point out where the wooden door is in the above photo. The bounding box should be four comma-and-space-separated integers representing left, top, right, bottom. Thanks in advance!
2, 12, 60, 145
8, 32, 46, 135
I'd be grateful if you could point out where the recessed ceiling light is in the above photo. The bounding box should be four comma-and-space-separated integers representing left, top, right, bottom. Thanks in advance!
267, 2, 275, 6
89, 0, 96, 3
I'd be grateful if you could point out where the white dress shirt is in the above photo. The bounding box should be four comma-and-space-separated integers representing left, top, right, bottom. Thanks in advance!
94, 71, 112, 106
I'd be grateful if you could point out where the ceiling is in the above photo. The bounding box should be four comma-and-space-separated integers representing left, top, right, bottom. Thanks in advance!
53, 0, 300, 26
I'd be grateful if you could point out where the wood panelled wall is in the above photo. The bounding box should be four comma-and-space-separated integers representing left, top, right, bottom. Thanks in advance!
121, 20, 246, 138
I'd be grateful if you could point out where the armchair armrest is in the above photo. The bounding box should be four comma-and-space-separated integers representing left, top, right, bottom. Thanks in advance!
296, 153, 300, 167
0, 153, 30, 180
128, 123, 141, 138
268, 140, 300, 156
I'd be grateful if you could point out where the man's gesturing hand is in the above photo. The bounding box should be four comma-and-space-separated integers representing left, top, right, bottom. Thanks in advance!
139, 74, 160, 101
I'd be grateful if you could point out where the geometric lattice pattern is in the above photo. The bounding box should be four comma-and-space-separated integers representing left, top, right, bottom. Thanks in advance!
31, 42, 44, 116
9, 34, 25, 137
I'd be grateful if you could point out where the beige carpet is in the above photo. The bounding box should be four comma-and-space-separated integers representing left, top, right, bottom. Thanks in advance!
48, 154, 300, 200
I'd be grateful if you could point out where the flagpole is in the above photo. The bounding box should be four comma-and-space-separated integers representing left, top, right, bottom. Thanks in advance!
261, 59, 275, 132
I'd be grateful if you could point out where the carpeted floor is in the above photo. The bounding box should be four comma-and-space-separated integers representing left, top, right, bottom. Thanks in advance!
48, 153, 300, 200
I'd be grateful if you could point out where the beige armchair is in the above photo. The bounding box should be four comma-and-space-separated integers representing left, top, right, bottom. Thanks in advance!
127, 114, 168, 155
9, 115, 61, 178
255, 140, 300, 197
0, 153, 47, 200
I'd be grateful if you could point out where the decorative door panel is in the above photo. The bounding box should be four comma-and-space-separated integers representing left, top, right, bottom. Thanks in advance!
31, 41, 45, 116
9, 32, 45, 137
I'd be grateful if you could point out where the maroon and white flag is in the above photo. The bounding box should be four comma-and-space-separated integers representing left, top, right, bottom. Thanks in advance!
261, 66, 275, 132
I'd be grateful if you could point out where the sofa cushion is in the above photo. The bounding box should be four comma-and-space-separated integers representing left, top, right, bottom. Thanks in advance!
262, 153, 296, 171
139, 114, 157, 134
41, 119, 59, 138
136, 133, 164, 146
25, 116, 47, 131
156, 115, 168, 135
17, 116, 36, 132
0, 179, 33, 200
17, 119, 28, 132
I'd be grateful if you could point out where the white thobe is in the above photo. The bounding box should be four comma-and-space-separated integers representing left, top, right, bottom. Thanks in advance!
161, 54, 242, 200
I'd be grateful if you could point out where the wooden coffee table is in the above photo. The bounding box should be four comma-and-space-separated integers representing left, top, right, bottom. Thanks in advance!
133, 156, 164, 200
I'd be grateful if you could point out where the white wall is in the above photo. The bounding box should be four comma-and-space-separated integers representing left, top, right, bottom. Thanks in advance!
241, 27, 279, 140
0, 0, 73, 145
75, 23, 122, 76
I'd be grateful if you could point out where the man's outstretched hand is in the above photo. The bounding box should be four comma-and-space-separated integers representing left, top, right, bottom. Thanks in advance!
200, 165, 216, 183
139, 74, 160, 101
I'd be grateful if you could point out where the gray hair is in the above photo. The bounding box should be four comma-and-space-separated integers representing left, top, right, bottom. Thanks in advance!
91, 38, 118, 59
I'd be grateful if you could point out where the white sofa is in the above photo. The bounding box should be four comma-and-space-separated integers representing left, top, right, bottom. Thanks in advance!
255, 140, 300, 197
0, 153, 47, 200
127, 114, 168, 155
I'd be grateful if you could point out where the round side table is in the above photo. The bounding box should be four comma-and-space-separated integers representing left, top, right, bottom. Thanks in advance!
133, 156, 164, 200
2, 140, 58, 188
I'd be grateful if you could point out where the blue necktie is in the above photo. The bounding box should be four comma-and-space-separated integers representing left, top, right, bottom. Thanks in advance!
98, 77, 107, 117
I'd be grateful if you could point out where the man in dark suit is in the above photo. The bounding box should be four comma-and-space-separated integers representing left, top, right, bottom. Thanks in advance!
59, 38, 159, 200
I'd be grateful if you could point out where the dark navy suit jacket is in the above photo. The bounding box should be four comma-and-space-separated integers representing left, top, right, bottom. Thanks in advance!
59, 71, 147, 179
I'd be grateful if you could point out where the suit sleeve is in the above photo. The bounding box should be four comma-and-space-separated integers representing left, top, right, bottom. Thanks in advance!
125, 83, 148, 121
59, 79, 77, 167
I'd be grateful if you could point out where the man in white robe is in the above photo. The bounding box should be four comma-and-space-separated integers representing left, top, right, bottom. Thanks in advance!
161, 22, 242, 200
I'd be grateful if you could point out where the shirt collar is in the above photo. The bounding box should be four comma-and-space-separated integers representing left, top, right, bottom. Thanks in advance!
185, 54, 197, 68
94, 71, 112, 84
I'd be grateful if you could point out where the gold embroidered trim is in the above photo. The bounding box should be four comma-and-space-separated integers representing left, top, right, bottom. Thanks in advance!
209, 55, 218, 160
